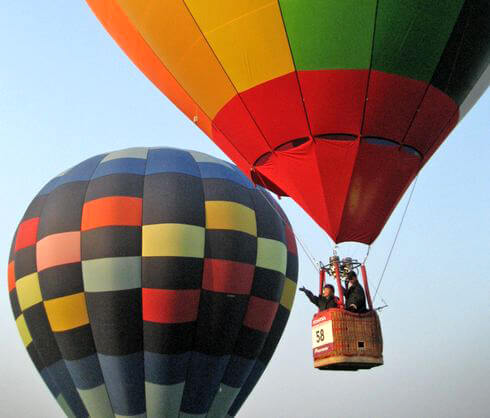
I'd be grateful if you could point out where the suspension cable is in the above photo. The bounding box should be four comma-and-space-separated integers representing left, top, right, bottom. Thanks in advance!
295, 233, 320, 272
373, 175, 418, 303
362, 245, 371, 265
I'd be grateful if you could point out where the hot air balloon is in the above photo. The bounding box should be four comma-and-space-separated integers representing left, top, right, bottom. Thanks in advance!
85, 0, 489, 245
8, 147, 298, 417
84, 0, 488, 372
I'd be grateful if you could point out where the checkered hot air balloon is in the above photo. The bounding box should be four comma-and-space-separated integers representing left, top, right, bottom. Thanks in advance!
8, 147, 298, 417
86, 0, 489, 244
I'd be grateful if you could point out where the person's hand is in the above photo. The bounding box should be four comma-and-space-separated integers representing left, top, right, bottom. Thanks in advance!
299, 286, 306, 293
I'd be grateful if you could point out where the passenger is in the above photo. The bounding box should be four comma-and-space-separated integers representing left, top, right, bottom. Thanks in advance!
344, 271, 367, 312
299, 284, 339, 311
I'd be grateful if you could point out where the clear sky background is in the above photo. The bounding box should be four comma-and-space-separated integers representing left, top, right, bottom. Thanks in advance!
1, 2, 488, 418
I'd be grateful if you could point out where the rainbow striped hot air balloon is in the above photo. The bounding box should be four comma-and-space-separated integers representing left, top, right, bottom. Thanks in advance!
86, 0, 489, 244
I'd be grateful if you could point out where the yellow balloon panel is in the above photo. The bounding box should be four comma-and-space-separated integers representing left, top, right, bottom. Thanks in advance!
116, 0, 236, 118
280, 277, 297, 311
205, 201, 258, 236
185, 0, 294, 92
142, 223, 206, 258
15, 315, 33, 347
16, 272, 42, 311
44, 293, 90, 332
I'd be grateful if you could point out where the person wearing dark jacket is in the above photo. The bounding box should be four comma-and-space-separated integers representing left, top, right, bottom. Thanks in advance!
299, 284, 339, 311
344, 271, 367, 312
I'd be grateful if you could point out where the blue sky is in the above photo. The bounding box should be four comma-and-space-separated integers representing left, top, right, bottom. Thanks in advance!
1, 2, 488, 417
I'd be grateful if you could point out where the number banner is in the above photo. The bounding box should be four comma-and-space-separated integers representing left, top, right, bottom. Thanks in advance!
311, 314, 333, 358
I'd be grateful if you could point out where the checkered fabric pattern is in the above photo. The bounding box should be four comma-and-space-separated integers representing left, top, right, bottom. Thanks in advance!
8, 147, 298, 417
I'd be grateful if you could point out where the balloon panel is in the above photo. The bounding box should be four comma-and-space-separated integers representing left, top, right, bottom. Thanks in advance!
86, 0, 490, 243
8, 148, 298, 417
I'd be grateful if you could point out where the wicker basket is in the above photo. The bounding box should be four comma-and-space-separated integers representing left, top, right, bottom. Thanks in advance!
312, 308, 383, 371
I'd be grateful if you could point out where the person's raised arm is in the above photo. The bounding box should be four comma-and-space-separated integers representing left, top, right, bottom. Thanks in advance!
299, 286, 319, 307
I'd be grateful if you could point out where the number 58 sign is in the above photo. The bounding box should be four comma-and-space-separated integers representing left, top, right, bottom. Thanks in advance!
312, 319, 333, 351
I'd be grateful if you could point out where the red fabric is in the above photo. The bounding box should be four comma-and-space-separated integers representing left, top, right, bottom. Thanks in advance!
404, 85, 459, 154
336, 140, 421, 243
313, 138, 360, 237
212, 70, 457, 244
212, 95, 271, 163
255, 139, 358, 241
251, 168, 288, 196
423, 110, 460, 164
256, 140, 329, 231
255, 136, 420, 243
202, 259, 254, 295
240, 72, 309, 149
298, 69, 368, 135
142, 288, 200, 324
211, 126, 253, 179
243, 296, 279, 333
15, 218, 39, 251
363, 71, 427, 141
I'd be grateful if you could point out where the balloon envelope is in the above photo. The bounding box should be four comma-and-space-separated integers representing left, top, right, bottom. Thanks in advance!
8, 147, 298, 417
86, 0, 489, 243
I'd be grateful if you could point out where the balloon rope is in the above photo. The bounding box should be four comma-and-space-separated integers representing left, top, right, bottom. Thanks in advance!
294, 233, 320, 272
373, 175, 419, 303
362, 245, 371, 265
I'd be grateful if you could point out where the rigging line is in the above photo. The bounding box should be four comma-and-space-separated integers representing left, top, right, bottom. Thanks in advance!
373, 175, 419, 303
253, 182, 320, 272
362, 244, 371, 265
295, 233, 320, 272
359, 0, 380, 135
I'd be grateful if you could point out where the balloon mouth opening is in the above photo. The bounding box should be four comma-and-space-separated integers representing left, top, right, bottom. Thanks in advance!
361, 137, 423, 159
252, 134, 423, 169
